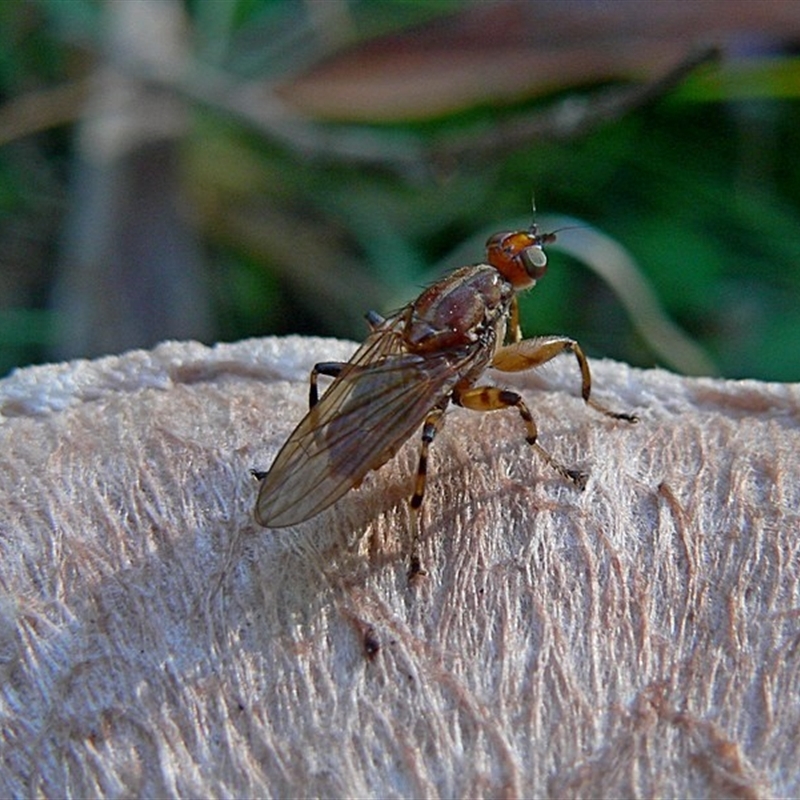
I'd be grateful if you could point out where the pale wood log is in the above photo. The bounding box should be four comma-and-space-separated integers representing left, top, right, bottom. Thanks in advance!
0, 336, 798, 798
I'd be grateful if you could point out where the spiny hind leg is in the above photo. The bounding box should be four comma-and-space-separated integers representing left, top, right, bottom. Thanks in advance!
491, 336, 638, 422
454, 385, 588, 488
252, 362, 347, 479
407, 401, 448, 582
309, 362, 347, 408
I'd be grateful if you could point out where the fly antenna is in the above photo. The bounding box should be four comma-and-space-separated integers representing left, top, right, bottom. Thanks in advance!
548, 224, 588, 236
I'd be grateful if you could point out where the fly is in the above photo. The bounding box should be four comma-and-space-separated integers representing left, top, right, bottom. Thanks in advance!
252, 219, 638, 579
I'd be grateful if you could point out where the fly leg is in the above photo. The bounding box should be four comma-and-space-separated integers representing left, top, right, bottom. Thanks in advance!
491, 336, 638, 422
407, 400, 448, 582
309, 362, 346, 408
508, 297, 522, 344
250, 360, 347, 481
454, 385, 588, 488
365, 310, 386, 330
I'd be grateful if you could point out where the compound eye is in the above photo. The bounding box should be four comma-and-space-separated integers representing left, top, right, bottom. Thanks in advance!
520, 245, 547, 280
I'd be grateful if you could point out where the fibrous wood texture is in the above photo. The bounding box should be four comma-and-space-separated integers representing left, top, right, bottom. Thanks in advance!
0, 336, 798, 798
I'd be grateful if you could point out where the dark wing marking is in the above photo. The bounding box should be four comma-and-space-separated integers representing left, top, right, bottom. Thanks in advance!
255, 322, 480, 527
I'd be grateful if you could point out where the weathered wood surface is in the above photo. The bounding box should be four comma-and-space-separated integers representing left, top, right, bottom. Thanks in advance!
1, 336, 798, 798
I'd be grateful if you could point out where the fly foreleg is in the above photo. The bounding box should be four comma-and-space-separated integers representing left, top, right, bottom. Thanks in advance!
408, 401, 448, 581
453, 385, 588, 489
491, 337, 638, 422
508, 297, 522, 344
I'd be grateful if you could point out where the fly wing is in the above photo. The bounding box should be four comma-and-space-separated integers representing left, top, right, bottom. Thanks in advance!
255, 324, 476, 527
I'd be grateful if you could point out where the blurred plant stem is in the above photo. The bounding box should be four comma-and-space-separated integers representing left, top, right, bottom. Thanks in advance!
48, 0, 212, 360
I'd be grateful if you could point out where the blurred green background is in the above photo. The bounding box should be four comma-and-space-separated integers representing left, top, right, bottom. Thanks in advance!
1, 0, 800, 380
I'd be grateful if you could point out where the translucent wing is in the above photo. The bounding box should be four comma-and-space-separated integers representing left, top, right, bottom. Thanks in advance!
255, 319, 479, 527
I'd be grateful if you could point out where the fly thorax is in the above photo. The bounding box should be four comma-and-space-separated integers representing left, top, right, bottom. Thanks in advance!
404, 266, 506, 352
